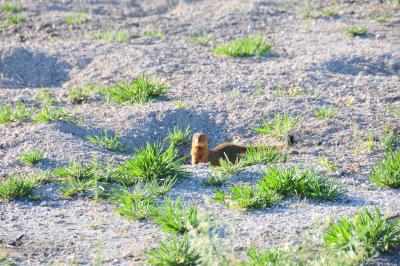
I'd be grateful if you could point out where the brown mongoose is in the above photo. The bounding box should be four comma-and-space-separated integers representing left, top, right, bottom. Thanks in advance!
191, 132, 247, 166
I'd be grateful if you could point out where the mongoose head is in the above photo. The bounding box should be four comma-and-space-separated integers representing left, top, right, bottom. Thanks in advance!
191, 132, 209, 164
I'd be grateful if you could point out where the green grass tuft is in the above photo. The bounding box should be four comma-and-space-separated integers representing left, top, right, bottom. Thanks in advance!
147, 236, 201, 266
241, 146, 286, 166
255, 113, 298, 140
113, 189, 156, 220
214, 35, 272, 57
32, 105, 73, 123
324, 208, 400, 259
93, 30, 129, 43
87, 131, 123, 152
345, 26, 368, 37
68, 85, 95, 104
35, 89, 56, 106
0, 102, 32, 124
314, 107, 337, 120
113, 143, 186, 186
101, 76, 167, 104
0, 175, 41, 201
166, 126, 191, 147
369, 150, 400, 188
1, 2, 22, 14
241, 247, 293, 266
65, 12, 89, 26
18, 149, 44, 166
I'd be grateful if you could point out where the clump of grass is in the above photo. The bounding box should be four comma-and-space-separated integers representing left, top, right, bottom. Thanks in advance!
314, 107, 337, 120
18, 149, 44, 166
93, 30, 129, 43
113, 143, 186, 186
345, 26, 368, 37
87, 131, 123, 152
32, 105, 73, 123
202, 174, 229, 187
35, 89, 56, 105
212, 157, 244, 177
143, 30, 164, 39
151, 198, 199, 234
214, 35, 272, 57
324, 208, 400, 259
68, 85, 95, 104
0, 175, 42, 201
382, 129, 400, 153
318, 157, 337, 173
113, 189, 156, 220
241, 146, 286, 166
190, 34, 213, 46
255, 113, 298, 140
1, 2, 22, 14
147, 236, 201, 266
65, 12, 89, 26
369, 150, 400, 188
0, 102, 32, 124
241, 247, 293, 266
166, 126, 191, 147
101, 76, 167, 104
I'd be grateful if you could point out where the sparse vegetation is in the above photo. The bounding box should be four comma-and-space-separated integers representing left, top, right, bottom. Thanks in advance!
314, 107, 337, 120
0, 102, 32, 124
144, 30, 164, 39
32, 105, 73, 123
241, 146, 286, 166
65, 12, 89, 26
113, 189, 156, 220
166, 126, 192, 147
93, 30, 130, 43
0, 175, 42, 201
318, 157, 337, 173
345, 26, 368, 37
35, 89, 56, 105
87, 131, 123, 152
240, 247, 292, 266
214, 35, 272, 57
369, 150, 400, 188
68, 85, 95, 104
255, 114, 298, 140
190, 34, 213, 46
382, 129, 400, 153
101, 76, 167, 104
113, 143, 185, 186
324, 208, 400, 260
1, 2, 22, 14
18, 149, 44, 166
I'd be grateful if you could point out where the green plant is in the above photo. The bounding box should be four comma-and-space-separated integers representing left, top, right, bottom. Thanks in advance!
314, 107, 337, 120
65, 12, 89, 26
190, 34, 213, 46
3, 14, 25, 26
241, 146, 285, 166
113, 143, 186, 186
1, 2, 22, 14
113, 189, 156, 220
144, 30, 164, 39
93, 30, 129, 43
68, 85, 95, 104
147, 236, 201, 266
35, 89, 56, 105
382, 130, 400, 153
0, 102, 31, 124
212, 157, 244, 177
151, 198, 199, 234
202, 174, 229, 187
324, 208, 400, 259
214, 35, 272, 57
255, 114, 298, 140
32, 105, 73, 123
345, 26, 368, 37
369, 150, 400, 188
241, 247, 292, 266
318, 157, 337, 173
18, 149, 44, 166
87, 131, 123, 152
101, 76, 167, 104
0, 175, 41, 201
166, 126, 192, 147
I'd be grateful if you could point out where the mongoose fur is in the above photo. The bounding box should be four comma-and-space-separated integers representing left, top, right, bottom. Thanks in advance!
191, 132, 247, 166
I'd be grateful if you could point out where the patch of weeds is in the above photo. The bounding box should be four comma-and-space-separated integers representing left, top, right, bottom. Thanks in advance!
214, 35, 272, 58
68, 85, 95, 104
65, 12, 89, 26
345, 26, 368, 37
151, 198, 199, 234
101, 76, 167, 104
113, 189, 156, 220
369, 150, 400, 188
190, 34, 213, 46
273, 85, 304, 97
0, 175, 42, 201
324, 208, 400, 260
87, 131, 123, 152
2, 14, 25, 27
382, 129, 400, 152
93, 30, 129, 43
354, 132, 376, 155
387, 104, 400, 118
212, 157, 244, 177
1, 2, 22, 14
318, 157, 337, 173
113, 143, 186, 186
32, 105, 73, 123
144, 30, 164, 39
259, 167, 341, 200
202, 174, 229, 187
320, 6, 339, 18
35, 89, 56, 105
166, 126, 191, 147
240, 247, 293, 266
241, 146, 286, 166
147, 236, 201, 266
18, 149, 44, 166
301, 2, 339, 19
255, 113, 298, 140
175, 101, 188, 109
314, 107, 337, 120
0, 102, 32, 124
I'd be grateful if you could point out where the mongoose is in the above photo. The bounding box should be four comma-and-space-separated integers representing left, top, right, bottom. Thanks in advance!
191, 132, 247, 166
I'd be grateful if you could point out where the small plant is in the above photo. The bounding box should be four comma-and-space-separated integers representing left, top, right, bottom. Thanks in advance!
68, 85, 95, 104
113, 189, 156, 220
320, 6, 339, 18
0, 102, 31, 124
93, 30, 129, 43
18, 149, 44, 166
1, 2, 22, 14
214, 35, 272, 57
314, 107, 337, 120
212, 157, 244, 177
3, 14, 25, 26
101, 76, 167, 104
345, 26, 368, 37
382, 130, 400, 153
147, 236, 201, 266
32, 105, 73, 123
0, 175, 41, 201
318, 157, 337, 173
190, 34, 213, 46
144, 30, 164, 39
202, 174, 229, 187
113, 143, 186, 186
35, 89, 56, 105
65, 12, 89, 26
255, 113, 298, 140
241, 146, 285, 166
241, 247, 292, 266
151, 198, 199, 234
87, 131, 123, 152
324, 208, 400, 259
369, 150, 400, 188
166, 126, 192, 147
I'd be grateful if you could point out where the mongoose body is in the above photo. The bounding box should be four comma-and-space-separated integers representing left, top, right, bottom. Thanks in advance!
191, 132, 247, 166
